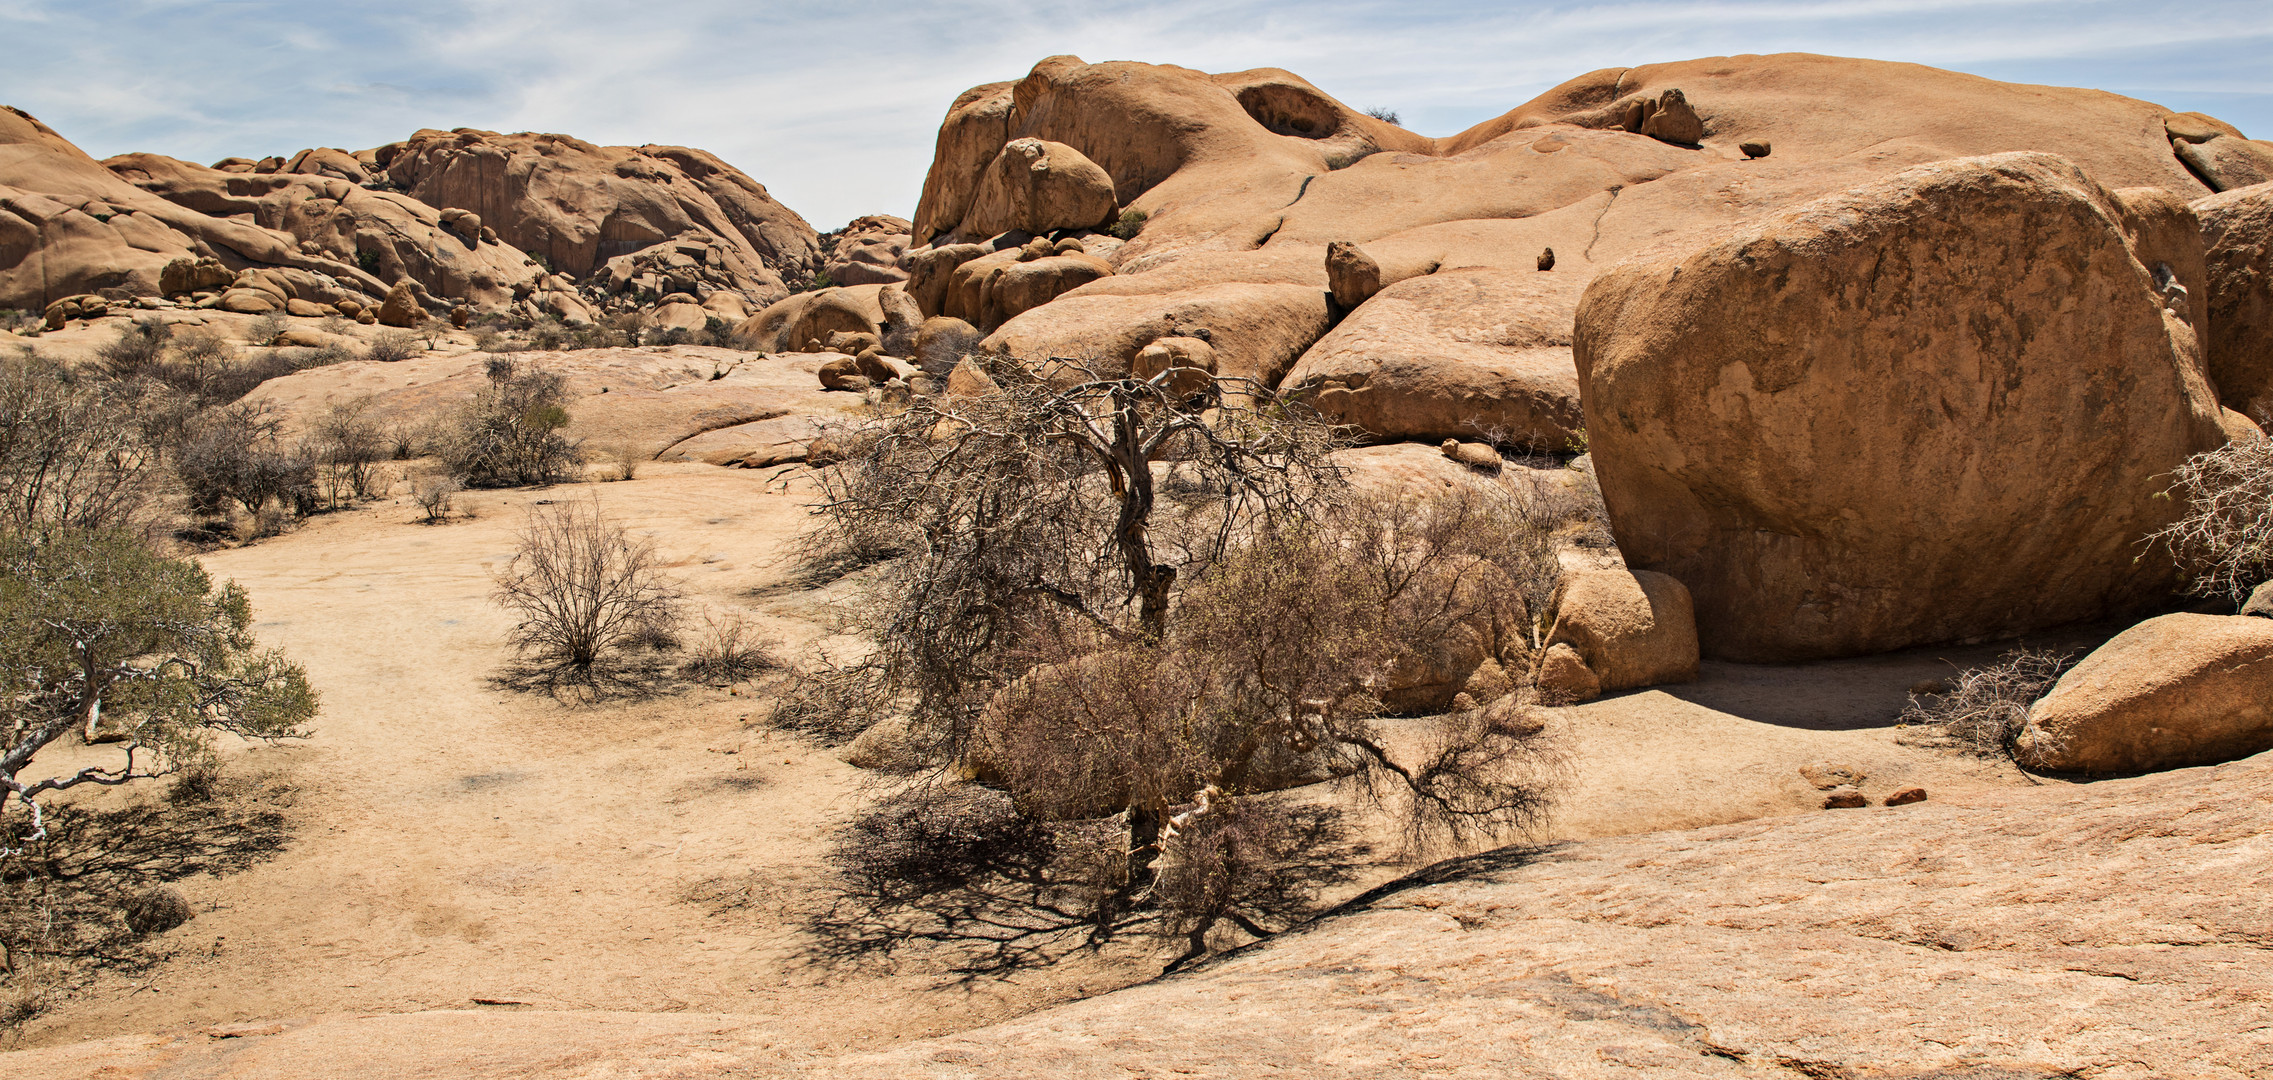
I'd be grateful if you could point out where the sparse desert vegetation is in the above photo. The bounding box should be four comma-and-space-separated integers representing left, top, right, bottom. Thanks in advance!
1, 33, 2271, 1080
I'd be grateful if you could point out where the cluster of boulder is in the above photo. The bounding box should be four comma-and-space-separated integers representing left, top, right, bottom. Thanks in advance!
2, 106, 835, 333
769, 52, 2273, 779
13, 50, 2273, 781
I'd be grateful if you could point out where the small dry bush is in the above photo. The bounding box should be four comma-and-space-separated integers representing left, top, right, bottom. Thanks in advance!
678, 609, 784, 685
241, 313, 288, 346
363, 328, 423, 363
92, 317, 172, 380
1898, 647, 2074, 761
771, 660, 893, 744
441, 359, 583, 487
526, 320, 570, 350
491, 496, 684, 696
2146, 436, 2273, 607
413, 472, 460, 523
598, 443, 642, 482
309, 397, 388, 508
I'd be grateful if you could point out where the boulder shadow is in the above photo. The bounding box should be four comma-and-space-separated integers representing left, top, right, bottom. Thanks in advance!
1650, 620, 2133, 732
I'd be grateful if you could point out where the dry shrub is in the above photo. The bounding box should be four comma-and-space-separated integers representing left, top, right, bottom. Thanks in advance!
599, 443, 643, 482
678, 609, 783, 685
771, 660, 893, 744
310, 396, 388, 508
0, 353, 159, 532
490, 496, 683, 695
241, 313, 288, 346
1898, 647, 2074, 761
442, 359, 583, 487
2146, 437, 2273, 607
174, 401, 315, 523
363, 328, 423, 363
802, 367, 1565, 972
92, 317, 171, 380
412, 472, 460, 523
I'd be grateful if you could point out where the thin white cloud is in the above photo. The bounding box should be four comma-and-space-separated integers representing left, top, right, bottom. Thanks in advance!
0, 0, 2267, 227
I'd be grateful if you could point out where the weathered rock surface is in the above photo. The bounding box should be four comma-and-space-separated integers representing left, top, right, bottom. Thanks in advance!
2175, 134, 2273, 192
1546, 569, 1698, 691
951, 138, 1118, 242
104, 152, 532, 312
822, 214, 911, 287
983, 281, 1329, 387
373, 128, 820, 302
1574, 153, 2226, 661
2195, 180, 2273, 420
780, 750, 2273, 1079
1283, 267, 1585, 448
733, 284, 902, 354
2019, 612, 2273, 774
0, 105, 394, 309
1533, 642, 1600, 703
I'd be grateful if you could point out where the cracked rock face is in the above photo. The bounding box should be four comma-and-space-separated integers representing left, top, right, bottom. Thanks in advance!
789, 750, 2273, 1079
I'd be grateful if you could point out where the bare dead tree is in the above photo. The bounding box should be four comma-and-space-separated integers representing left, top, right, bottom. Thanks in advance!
807, 359, 1344, 745
802, 361, 1566, 973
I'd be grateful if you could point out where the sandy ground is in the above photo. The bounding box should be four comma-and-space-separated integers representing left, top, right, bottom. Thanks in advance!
0, 461, 2093, 1074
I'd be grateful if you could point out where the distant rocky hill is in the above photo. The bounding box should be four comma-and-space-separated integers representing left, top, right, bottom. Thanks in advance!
0, 108, 875, 329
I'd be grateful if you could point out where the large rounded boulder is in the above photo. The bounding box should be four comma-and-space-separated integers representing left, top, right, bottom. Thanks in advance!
2017, 613, 2273, 774
1573, 152, 2226, 661
956, 138, 1118, 241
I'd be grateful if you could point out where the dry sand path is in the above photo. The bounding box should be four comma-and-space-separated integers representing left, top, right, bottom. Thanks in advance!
12, 466, 1125, 1059
4, 466, 2083, 1076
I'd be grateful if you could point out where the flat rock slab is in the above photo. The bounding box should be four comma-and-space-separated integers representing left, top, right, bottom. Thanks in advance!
249, 345, 857, 459
15, 751, 2268, 1078
793, 752, 2273, 1079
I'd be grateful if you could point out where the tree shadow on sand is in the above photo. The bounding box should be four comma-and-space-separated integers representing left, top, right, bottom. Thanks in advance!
1, 768, 296, 1018
791, 785, 1370, 982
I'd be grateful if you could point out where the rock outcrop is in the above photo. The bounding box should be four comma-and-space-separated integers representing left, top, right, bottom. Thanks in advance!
1573, 153, 2226, 661
104, 152, 534, 312
372, 129, 821, 305
2, 105, 819, 332
822, 214, 911, 287
891, 52, 2240, 468
952, 138, 1119, 242
733, 284, 920, 355
2195, 180, 2273, 420
2018, 612, 2273, 774
0, 105, 395, 310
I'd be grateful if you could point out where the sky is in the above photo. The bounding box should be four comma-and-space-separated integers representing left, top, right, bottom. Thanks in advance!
2, 0, 2269, 228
